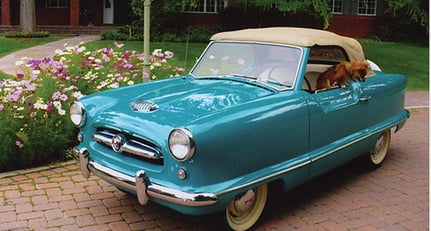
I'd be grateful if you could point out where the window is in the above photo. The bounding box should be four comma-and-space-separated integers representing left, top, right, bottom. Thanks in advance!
184, 0, 227, 13
357, 0, 377, 16
46, 0, 70, 8
330, 0, 343, 14
308, 46, 348, 64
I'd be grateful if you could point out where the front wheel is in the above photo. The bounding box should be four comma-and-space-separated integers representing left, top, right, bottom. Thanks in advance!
363, 130, 391, 169
225, 184, 268, 231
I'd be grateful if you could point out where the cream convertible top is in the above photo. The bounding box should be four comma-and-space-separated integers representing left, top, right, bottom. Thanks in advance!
211, 27, 366, 62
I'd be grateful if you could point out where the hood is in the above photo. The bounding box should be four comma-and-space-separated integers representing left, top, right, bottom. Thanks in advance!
90, 77, 274, 131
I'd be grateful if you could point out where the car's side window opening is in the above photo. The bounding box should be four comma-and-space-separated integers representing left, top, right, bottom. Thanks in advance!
308, 46, 349, 64
303, 64, 334, 92
302, 46, 349, 93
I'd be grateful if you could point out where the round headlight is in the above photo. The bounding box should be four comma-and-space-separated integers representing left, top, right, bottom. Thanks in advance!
168, 128, 195, 162
70, 101, 85, 127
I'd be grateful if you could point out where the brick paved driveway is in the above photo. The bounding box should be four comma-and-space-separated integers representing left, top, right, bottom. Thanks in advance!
0, 109, 428, 231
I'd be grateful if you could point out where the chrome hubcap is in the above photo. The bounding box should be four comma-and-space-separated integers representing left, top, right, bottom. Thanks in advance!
232, 189, 256, 216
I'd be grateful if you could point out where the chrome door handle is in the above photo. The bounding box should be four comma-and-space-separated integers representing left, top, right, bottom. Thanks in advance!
359, 96, 372, 102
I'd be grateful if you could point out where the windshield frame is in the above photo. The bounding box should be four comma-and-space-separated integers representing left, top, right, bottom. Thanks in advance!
190, 41, 305, 91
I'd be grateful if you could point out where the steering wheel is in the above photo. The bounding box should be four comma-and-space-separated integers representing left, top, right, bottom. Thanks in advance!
303, 76, 312, 92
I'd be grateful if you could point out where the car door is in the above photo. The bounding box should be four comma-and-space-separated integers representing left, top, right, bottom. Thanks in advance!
306, 80, 369, 177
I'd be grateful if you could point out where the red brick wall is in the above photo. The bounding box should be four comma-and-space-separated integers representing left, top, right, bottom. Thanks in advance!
328, 15, 382, 38
70, 0, 79, 26
1, 0, 11, 25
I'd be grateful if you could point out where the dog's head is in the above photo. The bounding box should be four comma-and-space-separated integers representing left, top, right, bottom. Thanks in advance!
350, 61, 369, 82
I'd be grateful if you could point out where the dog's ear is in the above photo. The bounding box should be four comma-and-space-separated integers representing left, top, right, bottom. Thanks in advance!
361, 62, 370, 70
335, 62, 350, 73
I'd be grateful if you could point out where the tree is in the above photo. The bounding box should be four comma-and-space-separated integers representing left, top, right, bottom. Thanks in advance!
385, 0, 428, 30
130, 0, 183, 39
233, 0, 332, 29
20, 0, 36, 32
382, 0, 428, 42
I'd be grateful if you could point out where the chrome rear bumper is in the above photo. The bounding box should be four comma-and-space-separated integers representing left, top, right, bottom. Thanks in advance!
75, 148, 217, 207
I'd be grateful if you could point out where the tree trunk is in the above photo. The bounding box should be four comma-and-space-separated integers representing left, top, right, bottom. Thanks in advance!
20, 0, 36, 32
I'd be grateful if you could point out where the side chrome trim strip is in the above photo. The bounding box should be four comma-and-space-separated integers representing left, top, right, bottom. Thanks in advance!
310, 110, 409, 163
216, 160, 311, 197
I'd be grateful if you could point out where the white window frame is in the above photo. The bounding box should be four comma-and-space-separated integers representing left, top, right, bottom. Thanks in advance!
46, 0, 70, 8
184, 0, 228, 14
357, 0, 377, 16
330, 0, 343, 14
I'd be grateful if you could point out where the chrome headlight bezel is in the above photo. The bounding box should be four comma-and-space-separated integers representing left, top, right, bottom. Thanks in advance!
168, 128, 196, 162
70, 101, 86, 127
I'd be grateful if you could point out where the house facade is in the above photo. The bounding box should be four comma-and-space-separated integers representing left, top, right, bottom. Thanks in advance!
0, 0, 132, 33
327, 0, 385, 37
1, 0, 384, 38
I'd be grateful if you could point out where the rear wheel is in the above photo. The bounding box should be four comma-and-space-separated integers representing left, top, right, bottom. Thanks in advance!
225, 184, 268, 231
363, 130, 391, 169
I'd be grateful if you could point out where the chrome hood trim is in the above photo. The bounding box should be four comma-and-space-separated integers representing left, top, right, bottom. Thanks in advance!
130, 99, 159, 112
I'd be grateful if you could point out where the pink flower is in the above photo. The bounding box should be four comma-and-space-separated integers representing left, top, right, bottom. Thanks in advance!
123, 51, 130, 60
59, 94, 68, 101
6, 93, 20, 102
237, 59, 245, 65
114, 41, 124, 48
52, 91, 61, 100
165, 51, 174, 59
24, 83, 36, 91
221, 56, 230, 61
0, 104, 4, 111
46, 103, 53, 112
17, 73, 24, 79
30, 112, 36, 118
210, 68, 219, 75
176, 67, 185, 73
27, 59, 41, 68
15, 140, 21, 146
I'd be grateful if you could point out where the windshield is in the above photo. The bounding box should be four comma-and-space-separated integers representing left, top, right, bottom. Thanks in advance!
191, 42, 302, 90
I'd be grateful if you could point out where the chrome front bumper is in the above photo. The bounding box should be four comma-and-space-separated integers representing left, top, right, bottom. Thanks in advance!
75, 148, 217, 207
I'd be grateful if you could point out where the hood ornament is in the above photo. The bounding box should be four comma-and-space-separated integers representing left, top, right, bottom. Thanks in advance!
130, 99, 159, 112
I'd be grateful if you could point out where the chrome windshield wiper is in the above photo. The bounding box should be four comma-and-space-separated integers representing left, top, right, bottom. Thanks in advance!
231, 73, 257, 80
265, 79, 292, 88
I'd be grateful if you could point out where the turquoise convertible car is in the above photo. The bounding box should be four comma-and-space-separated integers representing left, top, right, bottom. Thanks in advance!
71, 27, 409, 230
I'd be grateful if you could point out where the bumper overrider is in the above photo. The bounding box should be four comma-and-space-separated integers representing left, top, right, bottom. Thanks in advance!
74, 147, 217, 207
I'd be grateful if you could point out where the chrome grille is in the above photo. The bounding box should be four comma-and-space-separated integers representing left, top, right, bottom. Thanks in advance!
93, 128, 163, 165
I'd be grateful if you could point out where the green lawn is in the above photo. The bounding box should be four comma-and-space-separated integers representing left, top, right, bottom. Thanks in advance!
359, 39, 429, 91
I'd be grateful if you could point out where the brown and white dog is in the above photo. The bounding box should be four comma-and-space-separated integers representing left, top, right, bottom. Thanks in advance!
316, 61, 369, 90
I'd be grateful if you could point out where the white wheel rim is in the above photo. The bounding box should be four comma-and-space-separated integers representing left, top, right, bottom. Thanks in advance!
370, 130, 391, 165
226, 184, 268, 231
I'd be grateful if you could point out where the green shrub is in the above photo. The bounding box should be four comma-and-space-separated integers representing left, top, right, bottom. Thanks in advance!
102, 25, 219, 43
101, 29, 134, 41
4, 31, 50, 38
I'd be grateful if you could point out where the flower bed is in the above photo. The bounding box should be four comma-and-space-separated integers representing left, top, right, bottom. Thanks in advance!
0, 42, 185, 171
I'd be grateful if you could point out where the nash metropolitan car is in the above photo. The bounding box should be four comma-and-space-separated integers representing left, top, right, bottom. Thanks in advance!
71, 27, 409, 230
